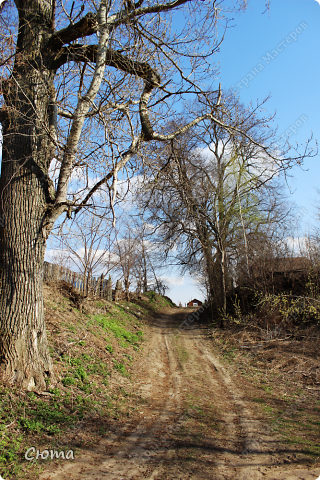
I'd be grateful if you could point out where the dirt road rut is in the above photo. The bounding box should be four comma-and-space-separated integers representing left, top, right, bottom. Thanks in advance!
41, 309, 320, 480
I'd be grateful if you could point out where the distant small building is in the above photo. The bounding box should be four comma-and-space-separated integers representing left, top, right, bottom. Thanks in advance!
187, 299, 203, 307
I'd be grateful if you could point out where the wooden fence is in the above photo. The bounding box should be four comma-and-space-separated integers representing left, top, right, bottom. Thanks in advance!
43, 261, 124, 300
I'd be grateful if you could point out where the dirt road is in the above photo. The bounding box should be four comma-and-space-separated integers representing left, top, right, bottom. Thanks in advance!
40, 309, 320, 480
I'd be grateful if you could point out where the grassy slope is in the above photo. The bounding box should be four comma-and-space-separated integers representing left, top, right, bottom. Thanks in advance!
0, 283, 174, 479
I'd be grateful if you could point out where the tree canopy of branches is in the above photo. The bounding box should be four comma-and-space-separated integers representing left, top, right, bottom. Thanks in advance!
139, 93, 313, 326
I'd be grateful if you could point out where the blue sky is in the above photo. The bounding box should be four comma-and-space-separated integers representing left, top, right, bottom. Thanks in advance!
165, 0, 320, 305
217, 0, 320, 224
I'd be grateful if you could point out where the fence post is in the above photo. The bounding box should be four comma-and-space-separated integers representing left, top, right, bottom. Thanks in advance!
114, 280, 123, 302
106, 275, 112, 302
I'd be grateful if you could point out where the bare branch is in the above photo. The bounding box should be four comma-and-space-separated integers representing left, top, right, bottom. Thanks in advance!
47, 13, 98, 50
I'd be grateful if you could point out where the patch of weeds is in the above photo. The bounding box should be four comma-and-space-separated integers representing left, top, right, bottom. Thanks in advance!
148, 291, 156, 301
223, 346, 237, 361
74, 366, 87, 381
49, 387, 61, 397
93, 315, 143, 346
88, 362, 110, 377
263, 405, 273, 414
0, 432, 24, 478
18, 399, 75, 438
113, 360, 128, 376
81, 353, 91, 361
62, 376, 77, 386
19, 418, 45, 433
177, 346, 189, 364
106, 344, 114, 354
78, 380, 93, 394
262, 385, 273, 394
26, 392, 37, 402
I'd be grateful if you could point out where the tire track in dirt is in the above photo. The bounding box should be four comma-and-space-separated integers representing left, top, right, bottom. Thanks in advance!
40, 314, 181, 480
175, 317, 320, 480
191, 336, 276, 479
142, 310, 320, 480
40, 309, 320, 480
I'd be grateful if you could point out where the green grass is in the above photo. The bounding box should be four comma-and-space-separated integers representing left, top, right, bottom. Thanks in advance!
251, 397, 265, 404
113, 360, 128, 376
0, 430, 24, 478
0, 387, 86, 477
92, 314, 143, 346
138, 291, 176, 312
61, 353, 111, 390
177, 346, 189, 364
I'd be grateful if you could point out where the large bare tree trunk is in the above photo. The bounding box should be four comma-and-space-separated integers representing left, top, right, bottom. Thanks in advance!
124, 277, 130, 301
0, 0, 54, 390
215, 248, 227, 328
202, 232, 226, 329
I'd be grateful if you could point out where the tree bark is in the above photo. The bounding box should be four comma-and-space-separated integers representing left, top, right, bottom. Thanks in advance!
215, 248, 227, 328
124, 277, 130, 301
0, 0, 55, 390
200, 227, 226, 328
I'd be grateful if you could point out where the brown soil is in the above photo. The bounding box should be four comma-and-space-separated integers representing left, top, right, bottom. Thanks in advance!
39, 308, 320, 480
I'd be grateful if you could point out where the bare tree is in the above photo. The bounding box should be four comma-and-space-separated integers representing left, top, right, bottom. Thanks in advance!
140, 93, 314, 326
113, 223, 139, 301
129, 218, 164, 295
50, 208, 117, 295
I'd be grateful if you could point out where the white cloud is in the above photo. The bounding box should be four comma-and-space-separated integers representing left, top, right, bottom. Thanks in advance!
165, 273, 205, 306
44, 248, 70, 268
159, 275, 184, 286
285, 237, 308, 255
116, 175, 144, 212
45, 247, 119, 276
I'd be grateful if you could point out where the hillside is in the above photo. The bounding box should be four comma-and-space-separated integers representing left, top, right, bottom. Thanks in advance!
0, 282, 175, 479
